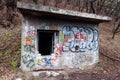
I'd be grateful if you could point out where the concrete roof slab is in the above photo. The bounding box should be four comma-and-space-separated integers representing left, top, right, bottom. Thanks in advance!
17, 1, 111, 23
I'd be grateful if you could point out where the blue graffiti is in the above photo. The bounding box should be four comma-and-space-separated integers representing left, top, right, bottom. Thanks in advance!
22, 54, 35, 68
41, 58, 53, 67
62, 26, 98, 52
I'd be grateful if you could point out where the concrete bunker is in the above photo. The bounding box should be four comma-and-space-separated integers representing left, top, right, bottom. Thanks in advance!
17, 2, 111, 71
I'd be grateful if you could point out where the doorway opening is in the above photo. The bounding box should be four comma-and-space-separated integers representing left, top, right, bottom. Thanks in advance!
37, 30, 56, 56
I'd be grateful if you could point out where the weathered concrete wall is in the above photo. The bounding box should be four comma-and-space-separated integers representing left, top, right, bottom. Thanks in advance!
21, 16, 99, 71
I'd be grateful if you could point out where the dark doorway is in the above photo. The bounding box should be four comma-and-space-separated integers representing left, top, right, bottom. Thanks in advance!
37, 30, 54, 55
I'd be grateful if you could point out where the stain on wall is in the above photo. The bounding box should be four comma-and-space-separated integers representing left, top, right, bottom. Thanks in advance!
71, 53, 94, 68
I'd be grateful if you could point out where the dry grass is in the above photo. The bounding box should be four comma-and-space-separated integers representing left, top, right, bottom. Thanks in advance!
0, 26, 21, 78
99, 22, 120, 60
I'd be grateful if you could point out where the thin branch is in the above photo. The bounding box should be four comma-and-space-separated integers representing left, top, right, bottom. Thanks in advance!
100, 52, 120, 62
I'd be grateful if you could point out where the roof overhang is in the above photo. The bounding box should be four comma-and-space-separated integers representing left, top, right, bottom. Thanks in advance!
17, 1, 112, 23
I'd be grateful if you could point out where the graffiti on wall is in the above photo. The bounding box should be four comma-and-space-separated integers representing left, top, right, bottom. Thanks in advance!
22, 54, 35, 69
40, 23, 60, 30
61, 26, 98, 52
72, 54, 93, 66
21, 19, 98, 69
23, 26, 36, 53
38, 58, 54, 67
36, 53, 59, 67
35, 43, 61, 67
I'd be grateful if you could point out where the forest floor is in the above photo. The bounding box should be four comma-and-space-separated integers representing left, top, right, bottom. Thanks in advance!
0, 22, 120, 80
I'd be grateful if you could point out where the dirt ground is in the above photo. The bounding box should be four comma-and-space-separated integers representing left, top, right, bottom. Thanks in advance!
0, 22, 120, 80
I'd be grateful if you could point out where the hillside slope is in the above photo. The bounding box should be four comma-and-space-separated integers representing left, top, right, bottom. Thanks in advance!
0, 0, 120, 79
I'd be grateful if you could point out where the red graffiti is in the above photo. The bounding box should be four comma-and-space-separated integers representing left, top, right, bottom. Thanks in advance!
54, 44, 62, 52
26, 38, 32, 45
52, 55, 59, 63
27, 30, 36, 36
75, 32, 84, 39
